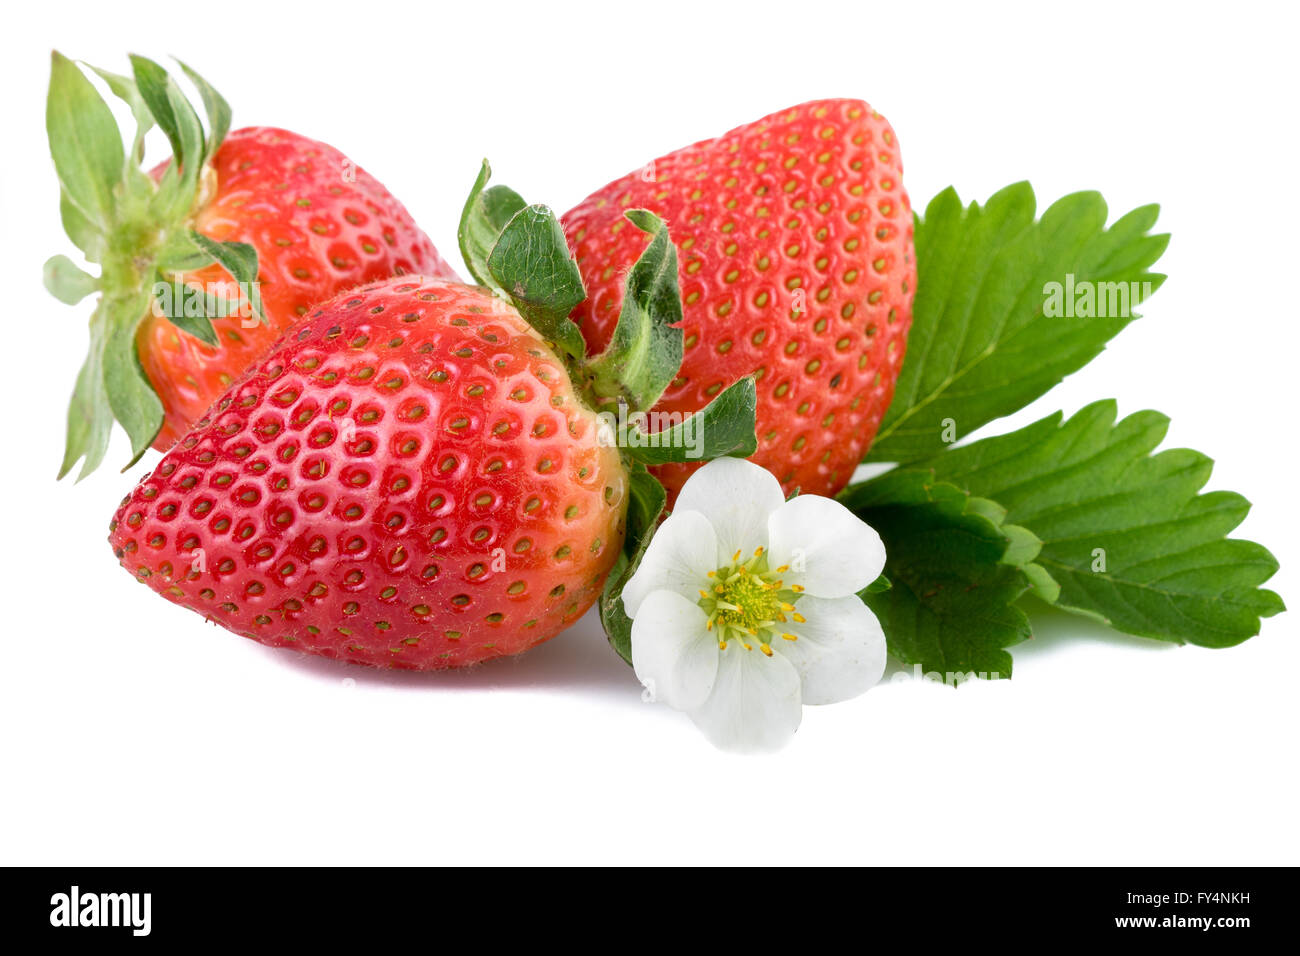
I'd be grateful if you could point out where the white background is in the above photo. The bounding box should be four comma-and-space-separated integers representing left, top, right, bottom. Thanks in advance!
1, 0, 1296, 865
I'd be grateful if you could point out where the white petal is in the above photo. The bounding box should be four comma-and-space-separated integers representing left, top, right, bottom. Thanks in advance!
688, 643, 802, 753
621, 509, 718, 619
766, 494, 886, 598
777, 594, 887, 705
674, 457, 785, 563
630, 590, 719, 712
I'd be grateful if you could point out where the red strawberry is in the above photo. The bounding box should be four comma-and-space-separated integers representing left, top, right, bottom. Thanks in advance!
109, 277, 627, 669
563, 98, 915, 501
44, 54, 454, 479
139, 127, 455, 450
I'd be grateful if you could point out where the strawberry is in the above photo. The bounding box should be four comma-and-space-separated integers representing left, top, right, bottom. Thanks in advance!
563, 98, 915, 501
44, 54, 454, 479
109, 172, 760, 669
109, 277, 627, 668
139, 127, 455, 450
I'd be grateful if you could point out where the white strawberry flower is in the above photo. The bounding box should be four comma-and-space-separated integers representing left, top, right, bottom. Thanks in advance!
623, 457, 888, 753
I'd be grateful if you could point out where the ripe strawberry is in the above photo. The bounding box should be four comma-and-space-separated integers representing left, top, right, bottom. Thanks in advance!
109, 277, 627, 669
563, 98, 915, 501
45, 54, 454, 479
140, 127, 455, 450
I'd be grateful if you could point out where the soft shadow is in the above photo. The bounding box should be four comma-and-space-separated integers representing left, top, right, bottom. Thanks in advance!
876, 601, 1175, 681
1011, 600, 1178, 662
255, 607, 641, 700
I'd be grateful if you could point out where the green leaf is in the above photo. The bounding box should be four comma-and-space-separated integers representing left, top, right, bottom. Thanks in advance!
458, 160, 528, 292
101, 288, 165, 468
47, 56, 236, 481
599, 467, 668, 665
150, 275, 218, 346
160, 73, 207, 216
587, 209, 683, 412
175, 59, 231, 163
486, 204, 587, 360
130, 55, 206, 220
60, 288, 162, 479
151, 271, 259, 346
846, 473, 1039, 679
128, 54, 187, 168
59, 190, 106, 262
859, 574, 892, 596
872, 401, 1285, 647
160, 313, 218, 347
622, 377, 758, 465
59, 322, 113, 482
868, 184, 1168, 463
155, 230, 218, 272
43, 255, 99, 305
188, 232, 266, 324
85, 63, 154, 164
46, 52, 125, 235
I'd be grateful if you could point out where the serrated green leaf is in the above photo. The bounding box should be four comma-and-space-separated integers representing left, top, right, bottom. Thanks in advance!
46, 52, 125, 236
458, 160, 528, 292
623, 377, 757, 465
846, 474, 1038, 679
600, 467, 668, 664
878, 401, 1284, 647
868, 184, 1168, 463
43, 255, 99, 305
486, 204, 587, 360
587, 209, 683, 412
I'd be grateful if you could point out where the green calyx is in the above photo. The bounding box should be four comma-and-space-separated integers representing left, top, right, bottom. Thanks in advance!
45, 52, 265, 481
458, 160, 758, 465
459, 161, 762, 665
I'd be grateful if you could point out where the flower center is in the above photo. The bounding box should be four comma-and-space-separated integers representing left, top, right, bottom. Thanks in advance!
697, 547, 805, 656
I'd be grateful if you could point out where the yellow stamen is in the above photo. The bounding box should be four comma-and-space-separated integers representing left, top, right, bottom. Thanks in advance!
791, 584, 805, 592
780, 602, 796, 612
754, 546, 764, 556
792, 613, 806, 623
776, 565, 790, 573
760, 643, 773, 657
733, 549, 742, 561
719, 640, 728, 650
782, 633, 798, 641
